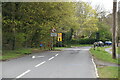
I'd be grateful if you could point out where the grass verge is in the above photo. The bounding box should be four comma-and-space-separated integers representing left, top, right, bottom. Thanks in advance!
90, 47, 119, 64
90, 47, 120, 78
54, 47, 66, 50
98, 66, 119, 78
1, 48, 32, 61
71, 44, 92, 47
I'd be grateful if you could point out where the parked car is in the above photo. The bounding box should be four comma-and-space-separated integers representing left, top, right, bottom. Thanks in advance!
98, 41, 104, 47
105, 41, 112, 45
94, 41, 104, 47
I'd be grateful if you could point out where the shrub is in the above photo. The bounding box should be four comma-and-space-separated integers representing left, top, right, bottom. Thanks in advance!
71, 38, 97, 44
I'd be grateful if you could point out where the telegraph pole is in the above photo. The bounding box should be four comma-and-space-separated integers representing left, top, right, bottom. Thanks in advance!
119, 1, 120, 13
112, 0, 117, 59
118, 1, 120, 47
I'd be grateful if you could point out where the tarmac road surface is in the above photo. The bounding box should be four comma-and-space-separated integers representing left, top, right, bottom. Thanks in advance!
1, 47, 97, 78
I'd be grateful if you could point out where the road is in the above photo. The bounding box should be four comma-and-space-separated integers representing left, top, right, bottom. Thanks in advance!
1, 47, 97, 79
105, 47, 120, 58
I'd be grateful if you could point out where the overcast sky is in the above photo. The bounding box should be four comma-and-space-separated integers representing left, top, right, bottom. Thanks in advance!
78, 0, 120, 13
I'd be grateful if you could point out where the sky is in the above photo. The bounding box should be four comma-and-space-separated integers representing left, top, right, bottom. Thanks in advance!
77, 0, 120, 13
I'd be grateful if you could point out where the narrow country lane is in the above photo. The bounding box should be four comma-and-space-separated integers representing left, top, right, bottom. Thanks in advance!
1, 47, 97, 79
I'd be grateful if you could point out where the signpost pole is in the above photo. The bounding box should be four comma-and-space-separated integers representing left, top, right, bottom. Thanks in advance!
53, 36, 54, 50
112, 0, 117, 59
51, 28, 57, 50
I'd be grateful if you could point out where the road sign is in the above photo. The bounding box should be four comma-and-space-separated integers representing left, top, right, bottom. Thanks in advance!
51, 33, 57, 37
58, 37, 62, 41
58, 33, 62, 41
52, 28, 56, 32
58, 33, 62, 37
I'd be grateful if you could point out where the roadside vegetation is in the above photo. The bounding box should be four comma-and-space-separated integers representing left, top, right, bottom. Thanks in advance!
90, 47, 119, 64
1, 48, 32, 61
90, 47, 120, 78
71, 44, 92, 47
98, 66, 119, 78
2, 2, 113, 52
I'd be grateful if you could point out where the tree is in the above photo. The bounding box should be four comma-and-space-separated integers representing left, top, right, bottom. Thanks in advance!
74, 2, 98, 39
2, 2, 78, 50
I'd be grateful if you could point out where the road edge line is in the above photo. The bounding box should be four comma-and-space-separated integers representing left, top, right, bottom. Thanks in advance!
91, 57, 99, 78
89, 51, 99, 78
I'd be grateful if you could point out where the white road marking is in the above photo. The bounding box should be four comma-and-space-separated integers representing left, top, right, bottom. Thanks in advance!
55, 54, 59, 56
91, 57, 99, 78
35, 61, 46, 67
16, 70, 31, 78
48, 57, 54, 61
32, 56, 35, 59
32, 56, 44, 59
38, 56, 44, 58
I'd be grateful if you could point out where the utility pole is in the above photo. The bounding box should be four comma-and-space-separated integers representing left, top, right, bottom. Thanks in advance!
118, 1, 120, 12
112, 0, 117, 59
117, 1, 120, 47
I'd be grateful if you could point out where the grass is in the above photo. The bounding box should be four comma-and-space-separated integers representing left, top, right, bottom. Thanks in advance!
1, 48, 32, 61
90, 47, 119, 64
90, 47, 120, 79
0, 56, 2, 60
98, 66, 119, 78
54, 47, 66, 50
71, 44, 92, 47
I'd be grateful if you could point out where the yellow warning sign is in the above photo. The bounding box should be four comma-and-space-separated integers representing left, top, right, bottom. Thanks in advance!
58, 33, 62, 41
58, 37, 62, 41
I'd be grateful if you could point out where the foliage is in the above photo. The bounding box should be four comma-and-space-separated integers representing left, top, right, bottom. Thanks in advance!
1, 48, 32, 61
74, 2, 99, 39
2, 2, 77, 50
90, 47, 119, 64
2, 2, 113, 51
71, 38, 97, 44
96, 21, 112, 41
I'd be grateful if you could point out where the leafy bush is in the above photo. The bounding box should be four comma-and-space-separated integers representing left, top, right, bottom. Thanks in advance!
71, 38, 97, 44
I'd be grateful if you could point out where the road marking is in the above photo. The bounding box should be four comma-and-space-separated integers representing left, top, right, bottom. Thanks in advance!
38, 56, 44, 58
32, 56, 35, 59
55, 54, 58, 56
16, 70, 31, 78
91, 57, 99, 78
32, 56, 44, 59
35, 61, 46, 67
48, 57, 54, 61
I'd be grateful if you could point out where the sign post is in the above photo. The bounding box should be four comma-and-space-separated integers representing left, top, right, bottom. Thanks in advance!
51, 28, 57, 50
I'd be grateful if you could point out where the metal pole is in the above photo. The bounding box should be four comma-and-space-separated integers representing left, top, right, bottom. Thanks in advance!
52, 36, 54, 50
112, 0, 117, 59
